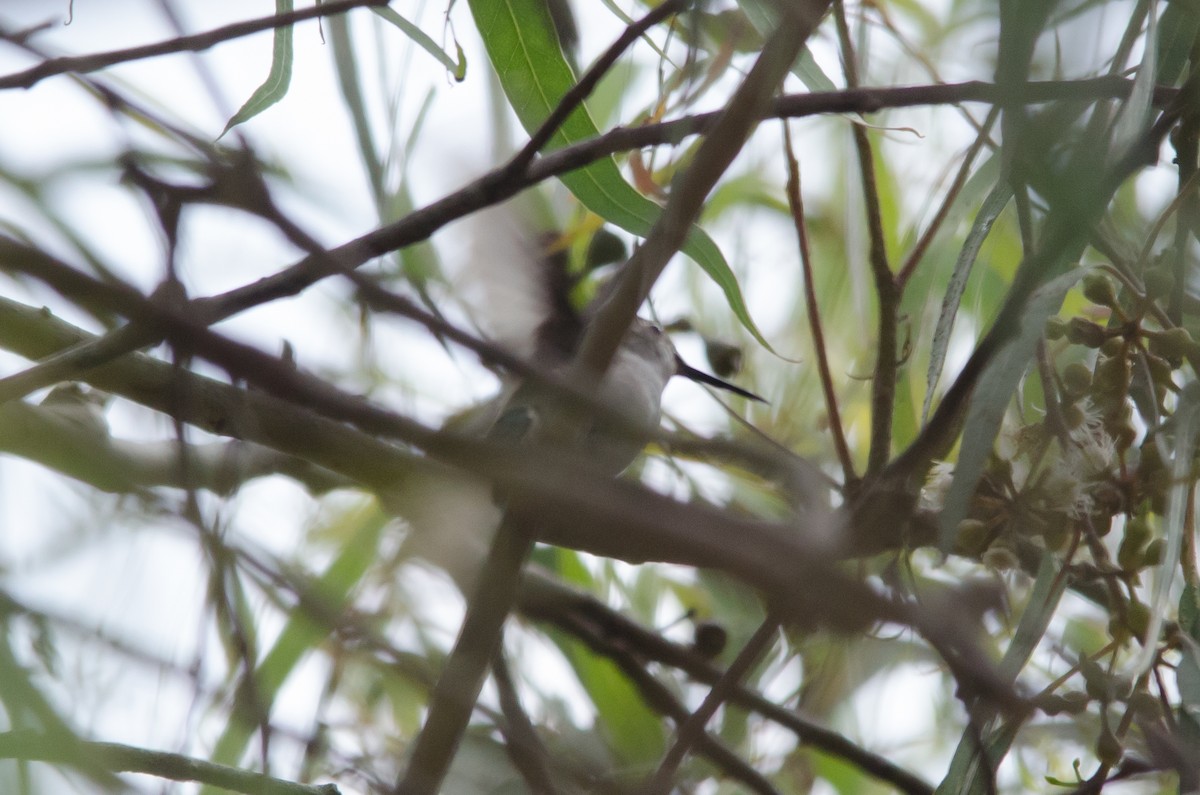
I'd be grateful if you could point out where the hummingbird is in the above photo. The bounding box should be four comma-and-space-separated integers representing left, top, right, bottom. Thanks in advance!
393, 211, 763, 592
393, 212, 765, 795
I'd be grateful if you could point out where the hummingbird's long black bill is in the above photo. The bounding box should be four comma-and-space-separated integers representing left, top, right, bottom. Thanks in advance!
675, 355, 767, 403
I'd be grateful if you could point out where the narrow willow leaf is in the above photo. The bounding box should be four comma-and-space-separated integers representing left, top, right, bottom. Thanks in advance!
1132, 382, 1200, 675
1111, 0, 1157, 158
922, 182, 1012, 424
468, 0, 773, 350
738, 0, 835, 90
220, 0, 295, 136
201, 504, 387, 786
937, 268, 1084, 550
554, 633, 667, 766
1157, 0, 1200, 85
373, 6, 467, 80
938, 553, 1067, 795
1180, 585, 1200, 723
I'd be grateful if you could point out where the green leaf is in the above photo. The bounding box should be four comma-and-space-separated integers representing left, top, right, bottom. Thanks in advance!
554, 633, 666, 767
201, 502, 387, 785
738, 0, 836, 91
937, 267, 1084, 550
373, 6, 467, 80
1156, 0, 1200, 86
937, 554, 1068, 795
220, 0, 295, 136
468, 0, 772, 350
923, 182, 1012, 423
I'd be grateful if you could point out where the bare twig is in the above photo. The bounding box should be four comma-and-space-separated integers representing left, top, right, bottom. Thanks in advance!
575, 1, 827, 381
646, 616, 780, 794
783, 124, 856, 485
506, 0, 690, 175
492, 654, 560, 795
521, 584, 933, 795
0, 77, 1166, 407
834, 0, 897, 478
896, 106, 1001, 287
0, 0, 387, 90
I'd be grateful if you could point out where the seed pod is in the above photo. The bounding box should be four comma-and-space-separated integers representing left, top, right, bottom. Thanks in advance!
1083, 272, 1118, 307
1066, 318, 1107, 348
1062, 361, 1093, 394
1149, 327, 1195, 361
1096, 724, 1122, 766
1142, 538, 1165, 567
982, 545, 1019, 571
1035, 692, 1067, 715
692, 620, 728, 658
1045, 316, 1068, 340
704, 339, 743, 379
1061, 690, 1090, 714
1100, 336, 1124, 357
957, 519, 990, 556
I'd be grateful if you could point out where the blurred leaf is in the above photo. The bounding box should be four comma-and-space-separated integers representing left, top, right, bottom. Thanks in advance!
1156, 0, 1200, 85
1110, 0, 1157, 158
372, 6, 467, 80
738, 0, 836, 91
221, 0, 294, 136
203, 502, 387, 782
923, 182, 1012, 423
938, 267, 1084, 550
554, 633, 667, 768
468, 0, 773, 350
938, 554, 1067, 795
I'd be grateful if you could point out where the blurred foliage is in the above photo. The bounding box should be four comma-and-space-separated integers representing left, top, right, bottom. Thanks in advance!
0, 0, 1198, 794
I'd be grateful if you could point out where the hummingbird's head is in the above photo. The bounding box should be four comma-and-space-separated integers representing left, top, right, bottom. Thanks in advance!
622, 320, 765, 404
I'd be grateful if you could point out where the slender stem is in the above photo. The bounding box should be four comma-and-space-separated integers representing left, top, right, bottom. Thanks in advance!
645, 616, 780, 795
782, 126, 856, 485
0, 0, 388, 90
396, 517, 534, 795
492, 654, 561, 795
574, 4, 822, 382
833, 0, 897, 477
896, 106, 1001, 287
507, 0, 690, 175
0, 77, 1163, 407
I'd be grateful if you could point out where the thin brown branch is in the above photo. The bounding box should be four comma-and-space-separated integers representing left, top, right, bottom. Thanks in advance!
782, 126, 856, 485
0, 248, 903, 632
574, 1, 827, 382
0, 77, 1167, 407
552, 610, 781, 795
507, 0, 690, 175
0, 0, 387, 90
0, 398, 347, 494
492, 654, 560, 795
647, 616, 780, 794
398, 12, 823, 790
522, 585, 933, 795
833, 0, 897, 477
896, 106, 1001, 287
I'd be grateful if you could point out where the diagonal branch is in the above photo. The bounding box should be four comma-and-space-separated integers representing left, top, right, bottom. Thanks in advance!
0, 0, 387, 90
0, 77, 1167, 407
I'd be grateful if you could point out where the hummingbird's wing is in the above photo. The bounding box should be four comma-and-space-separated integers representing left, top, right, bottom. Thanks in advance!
452, 203, 580, 363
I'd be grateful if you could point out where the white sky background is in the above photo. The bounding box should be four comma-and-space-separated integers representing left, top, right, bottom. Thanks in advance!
0, 0, 1176, 792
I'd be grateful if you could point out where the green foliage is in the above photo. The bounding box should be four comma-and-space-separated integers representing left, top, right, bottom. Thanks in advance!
2, 1, 1200, 794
